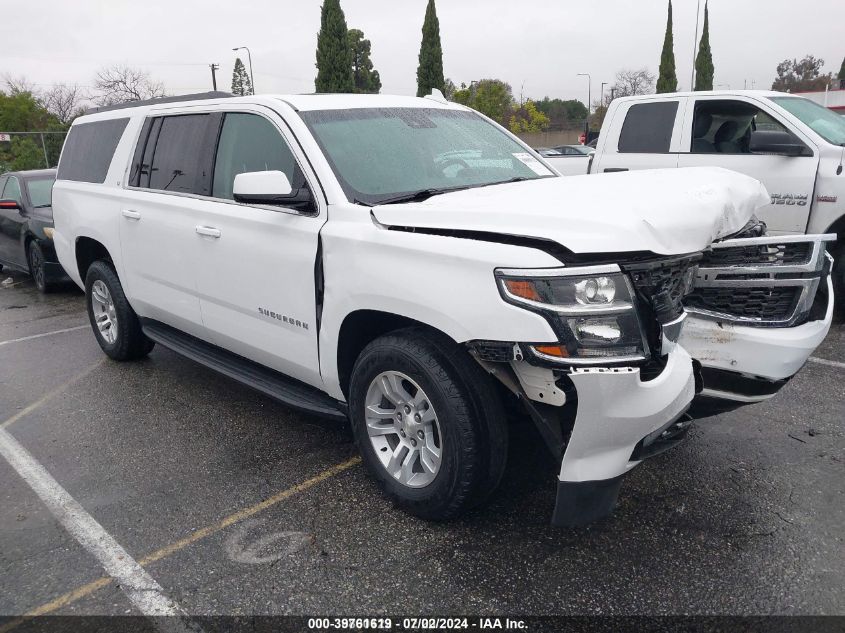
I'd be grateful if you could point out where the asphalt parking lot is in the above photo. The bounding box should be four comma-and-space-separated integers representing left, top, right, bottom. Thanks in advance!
1, 268, 843, 621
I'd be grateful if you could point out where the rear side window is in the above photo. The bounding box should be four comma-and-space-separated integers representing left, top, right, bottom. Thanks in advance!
147, 115, 212, 194
57, 118, 129, 183
618, 102, 679, 153
212, 113, 301, 200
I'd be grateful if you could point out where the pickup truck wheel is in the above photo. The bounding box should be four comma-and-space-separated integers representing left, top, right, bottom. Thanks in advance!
832, 242, 845, 320
348, 328, 507, 521
85, 261, 154, 361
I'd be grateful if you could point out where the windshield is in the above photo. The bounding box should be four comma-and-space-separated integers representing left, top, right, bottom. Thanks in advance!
770, 96, 845, 145
25, 177, 54, 208
300, 107, 555, 205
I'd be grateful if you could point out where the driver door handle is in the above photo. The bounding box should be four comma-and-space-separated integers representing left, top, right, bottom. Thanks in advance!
195, 226, 221, 239
121, 209, 141, 220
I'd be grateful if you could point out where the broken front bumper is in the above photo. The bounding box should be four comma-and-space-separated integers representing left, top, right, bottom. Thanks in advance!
551, 346, 696, 526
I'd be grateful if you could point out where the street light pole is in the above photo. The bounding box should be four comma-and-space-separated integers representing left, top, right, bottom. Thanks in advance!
691, 0, 702, 90
232, 46, 255, 94
577, 73, 591, 134
600, 82, 608, 107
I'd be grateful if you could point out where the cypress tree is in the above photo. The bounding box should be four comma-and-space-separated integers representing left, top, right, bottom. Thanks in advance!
839, 56, 845, 87
315, 0, 354, 93
231, 58, 252, 96
416, 0, 445, 97
349, 28, 382, 94
694, 1, 714, 91
656, 0, 678, 93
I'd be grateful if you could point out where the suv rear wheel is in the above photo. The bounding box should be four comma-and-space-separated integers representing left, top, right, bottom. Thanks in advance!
348, 327, 507, 521
85, 261, 154, 361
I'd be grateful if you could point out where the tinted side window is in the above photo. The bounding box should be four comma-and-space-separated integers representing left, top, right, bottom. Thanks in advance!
57, 118, 129, 183
618, 102, 679, 153
690, 100, 796, 155
212, 113, 301, 200
3, 177, 22, 203
148, 115, 211, 194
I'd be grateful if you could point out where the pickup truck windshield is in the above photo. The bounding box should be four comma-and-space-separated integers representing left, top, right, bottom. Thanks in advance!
770, 96, 845, 146
300, 107, 555, 205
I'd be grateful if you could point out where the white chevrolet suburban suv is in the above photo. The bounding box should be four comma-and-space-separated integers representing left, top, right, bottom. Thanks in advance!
52, 92, 835, 527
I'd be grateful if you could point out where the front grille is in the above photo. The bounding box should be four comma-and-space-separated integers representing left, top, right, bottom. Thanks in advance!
622, 256, 700, 324
704, 242, 812, 267
685, 287, 801, 321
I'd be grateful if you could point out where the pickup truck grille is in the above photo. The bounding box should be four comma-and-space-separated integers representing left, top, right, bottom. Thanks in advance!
702, 241, 812, 267
684, 286, 800, 321
622, 256, 700, 324
684, 234, 834, 327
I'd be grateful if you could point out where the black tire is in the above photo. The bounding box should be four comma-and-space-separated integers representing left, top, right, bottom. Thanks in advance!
348, 327, 507, 521
27, 241, 51, 294
85, 260, 154, 361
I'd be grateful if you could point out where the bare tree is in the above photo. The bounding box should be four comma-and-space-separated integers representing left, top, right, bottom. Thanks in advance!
93, 65, 165, 106
42, 84, 88, 124
611, 68, 657, 99
2, 73, 38, 95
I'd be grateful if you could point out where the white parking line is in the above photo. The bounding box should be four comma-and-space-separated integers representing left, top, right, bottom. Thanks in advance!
808, 356, 845, 370
0, 426, 196, 627
0, 325, 89, 348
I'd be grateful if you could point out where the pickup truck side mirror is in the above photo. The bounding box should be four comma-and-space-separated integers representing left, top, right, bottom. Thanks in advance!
0, 199, 21, 211
749, 135, 811, 157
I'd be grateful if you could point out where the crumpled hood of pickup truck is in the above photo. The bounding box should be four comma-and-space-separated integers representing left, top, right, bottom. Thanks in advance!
371, 167, 770, 256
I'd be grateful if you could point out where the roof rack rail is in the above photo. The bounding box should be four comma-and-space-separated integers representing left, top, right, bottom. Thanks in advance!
85, 91, 234, 114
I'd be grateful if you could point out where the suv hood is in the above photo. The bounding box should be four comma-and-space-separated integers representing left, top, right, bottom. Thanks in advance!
371, 167, 770, 256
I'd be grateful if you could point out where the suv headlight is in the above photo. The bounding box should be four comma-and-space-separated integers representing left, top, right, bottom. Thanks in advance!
496, 265, 649, 365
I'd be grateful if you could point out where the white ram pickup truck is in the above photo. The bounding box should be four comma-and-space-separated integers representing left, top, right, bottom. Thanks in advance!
590, 90, 845, 304
51, 92, 834, 527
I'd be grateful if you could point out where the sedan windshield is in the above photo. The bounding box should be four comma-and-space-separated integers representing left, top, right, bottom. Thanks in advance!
25, 177, 55, 208
300, 107, 555, 205
770, 96, 845, 145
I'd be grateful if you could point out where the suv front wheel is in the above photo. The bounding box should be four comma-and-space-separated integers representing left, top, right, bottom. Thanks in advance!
85, 261, 154, 361
348, 327, 507, 521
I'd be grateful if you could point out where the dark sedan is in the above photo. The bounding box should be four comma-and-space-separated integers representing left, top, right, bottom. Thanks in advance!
0, 169, 68, 293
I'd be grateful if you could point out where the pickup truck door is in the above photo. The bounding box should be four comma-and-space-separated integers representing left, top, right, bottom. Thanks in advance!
676, 96, 819, 234
679, 233, 835, 412
591, 97, 687, 174
190, 108, 325, 389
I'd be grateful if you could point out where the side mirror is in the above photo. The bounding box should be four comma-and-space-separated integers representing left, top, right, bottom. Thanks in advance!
750, 138, 811, 157
232, 170, 315, 212
0, 199, 21, 211
233, 170, 293, 203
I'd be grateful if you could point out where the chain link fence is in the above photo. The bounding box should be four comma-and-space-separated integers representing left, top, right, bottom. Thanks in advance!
0, 131, 68, 174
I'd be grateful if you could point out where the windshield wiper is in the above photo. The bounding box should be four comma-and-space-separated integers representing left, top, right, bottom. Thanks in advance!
376, 186, 471, 205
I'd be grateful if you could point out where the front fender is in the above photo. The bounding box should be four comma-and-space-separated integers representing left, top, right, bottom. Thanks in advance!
317, 213, 561, 400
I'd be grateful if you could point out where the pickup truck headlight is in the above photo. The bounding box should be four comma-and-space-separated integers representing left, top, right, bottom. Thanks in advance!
496, 266, 649, 365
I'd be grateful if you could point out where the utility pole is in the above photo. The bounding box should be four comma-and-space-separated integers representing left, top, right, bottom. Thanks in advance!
691, 0, 701, 90
209, 63, 220, 91
600, 82, 608, 107
577, 73, 591, 134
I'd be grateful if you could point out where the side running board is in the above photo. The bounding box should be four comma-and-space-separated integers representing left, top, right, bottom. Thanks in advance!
141, 320, 347, 421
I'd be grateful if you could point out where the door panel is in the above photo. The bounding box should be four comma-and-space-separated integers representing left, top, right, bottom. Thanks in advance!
192, 110, 324, 388
117, 189, 206, 338
0, 176, 26, 266
680, 233, 836, 405
117, 113, 216, 337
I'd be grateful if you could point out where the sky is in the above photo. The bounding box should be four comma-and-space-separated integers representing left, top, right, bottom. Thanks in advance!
3, 0, 844, 105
